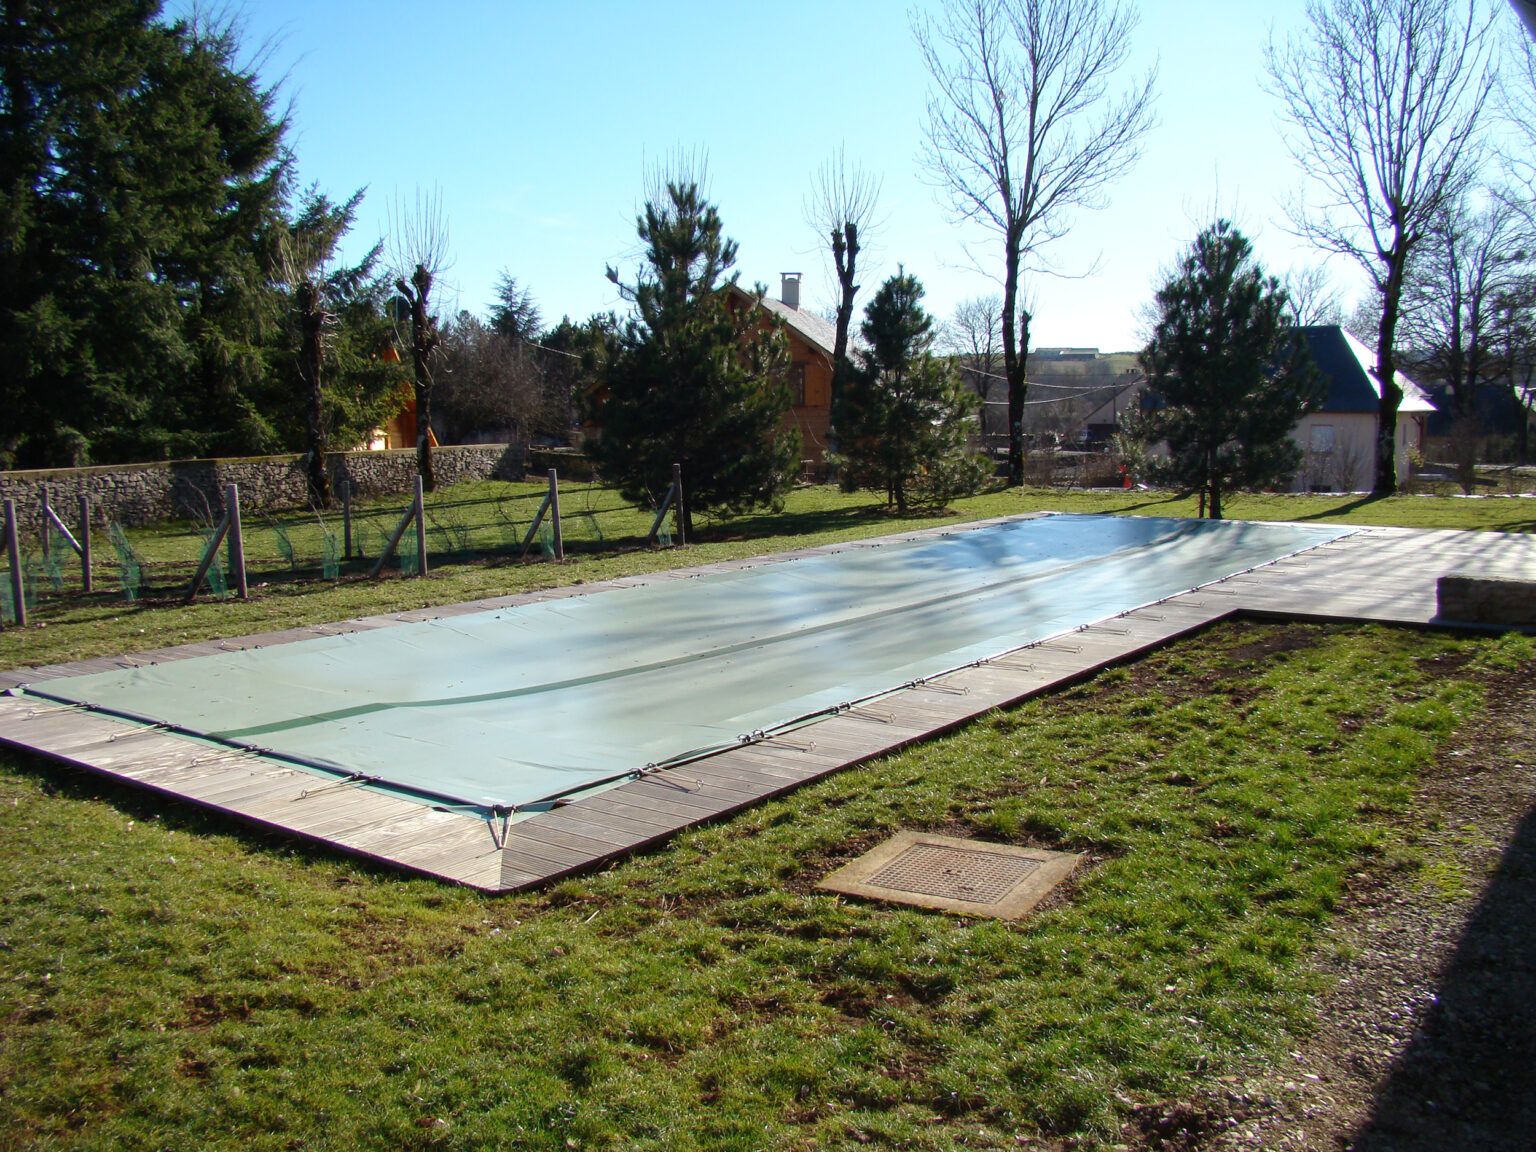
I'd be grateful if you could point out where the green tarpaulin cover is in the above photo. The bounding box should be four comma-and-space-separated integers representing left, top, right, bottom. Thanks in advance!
28, 515, 1350, 810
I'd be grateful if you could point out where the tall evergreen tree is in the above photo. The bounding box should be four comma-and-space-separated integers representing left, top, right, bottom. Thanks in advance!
488, 273, 542, 344
834, 270, 984, 512
1137, 221, 1325, 519
595, 180, 798, 539
0, 1, 293, 467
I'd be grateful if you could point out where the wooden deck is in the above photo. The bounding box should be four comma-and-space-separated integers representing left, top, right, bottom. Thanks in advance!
1, 517, 1532, 892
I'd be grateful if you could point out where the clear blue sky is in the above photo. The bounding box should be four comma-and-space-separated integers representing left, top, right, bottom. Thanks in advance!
210, 1, 1513, 352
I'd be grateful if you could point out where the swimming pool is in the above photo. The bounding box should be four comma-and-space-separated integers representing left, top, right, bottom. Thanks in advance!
22, 514, 1351, 812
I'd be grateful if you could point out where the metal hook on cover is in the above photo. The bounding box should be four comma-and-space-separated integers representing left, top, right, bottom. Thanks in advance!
295, 773, 369, 801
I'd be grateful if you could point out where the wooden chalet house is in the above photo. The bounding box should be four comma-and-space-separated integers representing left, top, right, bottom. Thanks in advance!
726, 273, 837, 475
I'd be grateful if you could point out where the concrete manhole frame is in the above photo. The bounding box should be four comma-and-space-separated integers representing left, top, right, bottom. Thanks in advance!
817, 831, 1082, 919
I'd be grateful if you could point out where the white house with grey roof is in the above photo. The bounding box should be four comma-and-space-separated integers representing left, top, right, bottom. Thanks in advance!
1289, 326, 1435, 493
1079, 325, 1436, 493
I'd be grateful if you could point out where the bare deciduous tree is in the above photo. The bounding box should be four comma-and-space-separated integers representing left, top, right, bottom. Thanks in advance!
914, 0, 1156, 486
1495, 274, 1536, 463
1266, 0, 1496, 494
945, 295, 1004, 397
435, 311, 545, 444
389, 188, 451, 490
1496, 24, 1536, 228
1404, 190, 1528, 417
1283, 264, 1347, 327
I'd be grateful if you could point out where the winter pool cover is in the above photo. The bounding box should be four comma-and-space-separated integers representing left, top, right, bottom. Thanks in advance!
24, 515, 1350, 812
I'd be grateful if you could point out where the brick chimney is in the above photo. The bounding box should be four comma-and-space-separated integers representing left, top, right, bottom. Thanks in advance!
780, 272, 801, 310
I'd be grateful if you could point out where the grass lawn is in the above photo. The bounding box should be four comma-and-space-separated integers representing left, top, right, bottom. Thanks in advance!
2, 623, 1531, 1150
0, 484, 1533, 1149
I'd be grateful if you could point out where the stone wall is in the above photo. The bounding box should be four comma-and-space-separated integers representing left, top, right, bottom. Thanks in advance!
0, 444, 526, 531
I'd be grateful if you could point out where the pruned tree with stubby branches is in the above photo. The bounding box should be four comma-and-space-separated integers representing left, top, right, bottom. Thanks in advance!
389, 189, 451, 490
913, 0, 1156, 487
1266, 0, 1497, 494
805, 146, 882, 450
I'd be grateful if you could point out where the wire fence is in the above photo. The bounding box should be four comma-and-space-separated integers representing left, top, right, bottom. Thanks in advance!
0, 469, 685, 624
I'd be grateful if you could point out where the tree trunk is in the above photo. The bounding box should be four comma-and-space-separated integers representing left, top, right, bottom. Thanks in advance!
829, 223, 859, 455
1506, 316, 1530, 466
1374, 255, 1407, 496
1518, 404, 1530, 466
398, 263, 438, 492
297, 278, 330, 507
1001, 231, 1026, 487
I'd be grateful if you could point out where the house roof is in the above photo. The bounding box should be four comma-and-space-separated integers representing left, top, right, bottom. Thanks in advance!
1074, 325, 1436, 433
729, 284, 837, 358
1298, 326, 1436, 415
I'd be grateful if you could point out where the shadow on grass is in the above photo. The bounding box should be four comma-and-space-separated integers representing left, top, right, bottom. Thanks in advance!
1288, 493, 1391, 523
1288, 492, 1535, 533
1350, 804, 1536, 1152
705, 490, 1195, 540
1485, 515, 1536, 534
1104, 494, 1188, 516
698, 500, 899, 541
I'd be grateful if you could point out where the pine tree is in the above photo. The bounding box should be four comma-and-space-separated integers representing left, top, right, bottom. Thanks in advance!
488, 273, 542, 344
834, 271, 984, 512
595, 180, 798, 539
1137, 221, 1325, 518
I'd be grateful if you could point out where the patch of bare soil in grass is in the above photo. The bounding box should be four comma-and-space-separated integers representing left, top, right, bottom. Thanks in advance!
1129, 663, 1536, 1152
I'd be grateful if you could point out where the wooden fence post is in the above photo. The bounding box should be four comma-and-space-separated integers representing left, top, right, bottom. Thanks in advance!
672, 462, 685, 547
4, 499, 25, 627
413, 476, 428, 577
548, 468, 564, 561
226, 483, 248, 600
342, 479, 353, 560
79, 494, 93, 593
39, 485, 51, 562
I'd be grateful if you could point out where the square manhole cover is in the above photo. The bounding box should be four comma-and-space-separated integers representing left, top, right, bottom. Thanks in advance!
818, 832, 1080, 920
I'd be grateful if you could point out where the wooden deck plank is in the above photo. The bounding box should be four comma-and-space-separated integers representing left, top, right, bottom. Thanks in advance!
639, 768, 778, 805
343, 812, 486, 859
676, 753, 819, 789
183, 775, 313, 811
526, 804, 680, 845
502, 820, 623, 859
572, 793, 700, 831
596, 776, 739, 816
494, 834, 601, 873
